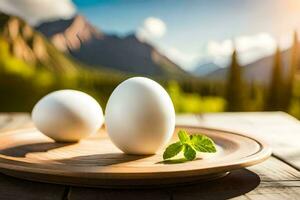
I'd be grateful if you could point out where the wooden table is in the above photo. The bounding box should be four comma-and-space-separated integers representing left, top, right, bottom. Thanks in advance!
0, 112, 299, 200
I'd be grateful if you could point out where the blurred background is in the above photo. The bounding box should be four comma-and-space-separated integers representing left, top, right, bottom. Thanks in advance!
0, 0, 300, 118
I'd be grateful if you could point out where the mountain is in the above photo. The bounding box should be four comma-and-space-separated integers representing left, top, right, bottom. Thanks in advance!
36, 15, 187, 77
205, 48, 295, 84
0, 13, 81, 74
193, 61, 221, 76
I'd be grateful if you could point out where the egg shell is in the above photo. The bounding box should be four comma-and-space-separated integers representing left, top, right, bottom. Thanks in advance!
105, 77, 175, 155
32, 90, 103, 142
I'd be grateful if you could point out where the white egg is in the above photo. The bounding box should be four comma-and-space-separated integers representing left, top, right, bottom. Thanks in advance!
105, 77, 175, 155
32, 90, 104, 142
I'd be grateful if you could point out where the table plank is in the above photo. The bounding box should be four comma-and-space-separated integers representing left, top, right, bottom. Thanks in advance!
247, 157, 300, 181
241, 157, 300, 200
68, 187, 170, 200
0, 113, 32, 131
0, 172, 66, 200
245, 187, 300, 200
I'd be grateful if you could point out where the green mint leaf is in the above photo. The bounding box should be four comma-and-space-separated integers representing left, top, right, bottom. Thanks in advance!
163, 141, 183, 160
190, 134, 217, 153
162, 130, 217, 164
183, 144, 196, 161
178, 130, 190, 143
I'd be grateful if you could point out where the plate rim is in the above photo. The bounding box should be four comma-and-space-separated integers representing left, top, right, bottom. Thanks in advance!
0, 125, 272, 180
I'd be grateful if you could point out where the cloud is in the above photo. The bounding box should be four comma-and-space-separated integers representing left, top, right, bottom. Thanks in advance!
137, 22, 287, 70
0, 0, 76, 25
160, 33, 280, 70
137, 17, 167, 40
161, 46, 200, 70
136, 17, 200, 70
206, 33, 278, 66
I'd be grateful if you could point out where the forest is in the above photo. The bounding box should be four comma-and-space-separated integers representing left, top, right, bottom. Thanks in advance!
0, 15, 299, 118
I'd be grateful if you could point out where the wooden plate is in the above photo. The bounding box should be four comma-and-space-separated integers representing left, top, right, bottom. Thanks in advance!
0, 126, 271, 188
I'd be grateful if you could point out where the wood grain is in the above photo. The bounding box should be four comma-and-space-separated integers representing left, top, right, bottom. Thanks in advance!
0, 113, 32, 131
68, 157, 300, 200
248, 157, 300, 181
0, 113, 66, 200
0, 126, 270, 187
0, 112, 299, 200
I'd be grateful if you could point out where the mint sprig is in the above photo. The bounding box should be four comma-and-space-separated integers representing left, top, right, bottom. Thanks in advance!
163, 141, 183, 159
163, 130, 217, 161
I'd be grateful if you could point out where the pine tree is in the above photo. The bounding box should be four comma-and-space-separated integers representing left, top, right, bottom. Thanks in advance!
265, 46, 283, 110
225, 48, 244, 111
283, 31, 298, 111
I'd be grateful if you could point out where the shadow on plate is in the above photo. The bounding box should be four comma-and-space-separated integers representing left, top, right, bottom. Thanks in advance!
156, 157, 202, 164
57, 153, 149, 166
0, 142, 74, 157
0, 142, 149, 166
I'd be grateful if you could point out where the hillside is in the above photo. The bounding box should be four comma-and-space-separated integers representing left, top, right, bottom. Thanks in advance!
37, 15, 187, 77
0, 13, 82, 74
193, 61, 221, 76
0, 13, 128, 112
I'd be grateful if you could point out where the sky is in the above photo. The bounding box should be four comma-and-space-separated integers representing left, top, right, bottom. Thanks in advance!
1, 0, 300, 70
